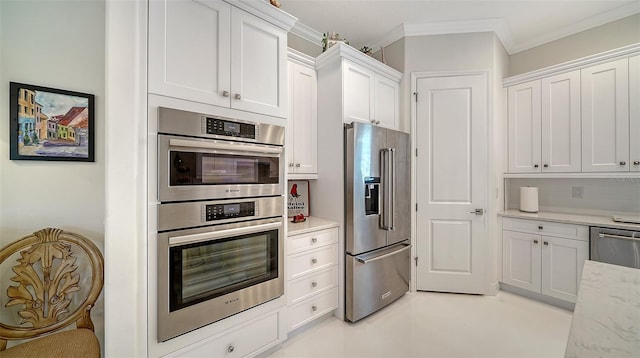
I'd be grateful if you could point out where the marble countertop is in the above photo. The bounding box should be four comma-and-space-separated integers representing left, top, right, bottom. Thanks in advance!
287, 216, 339, 236
499, 210, 640, 231
565, 260, 640, 357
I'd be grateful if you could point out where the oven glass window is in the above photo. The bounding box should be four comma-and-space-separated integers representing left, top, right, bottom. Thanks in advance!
170, 151, 279, 186
169, 229, 278, 311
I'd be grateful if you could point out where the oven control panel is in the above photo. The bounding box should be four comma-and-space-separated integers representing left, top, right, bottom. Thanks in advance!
203, 201, 257, 222
205, 117, 256, 139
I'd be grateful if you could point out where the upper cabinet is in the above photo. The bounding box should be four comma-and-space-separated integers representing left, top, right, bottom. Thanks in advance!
316, 43, 401, 130
148, 0, 295, 118
581, 58, 629, 172
504, 45, 640, 175
507, 71, 581, 173
287, 49, 318, 178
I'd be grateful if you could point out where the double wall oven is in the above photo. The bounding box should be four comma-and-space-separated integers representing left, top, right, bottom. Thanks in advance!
156, 107, 285, 342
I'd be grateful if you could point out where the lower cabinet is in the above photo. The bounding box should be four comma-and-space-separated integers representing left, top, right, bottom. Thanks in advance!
164, 311, 281, 358
286, 225, 339, 332
502, 218, 589, 303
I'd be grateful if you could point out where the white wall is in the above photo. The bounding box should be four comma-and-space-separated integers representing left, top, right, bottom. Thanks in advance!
509, 14, 640, 76
0, 0, 105, 352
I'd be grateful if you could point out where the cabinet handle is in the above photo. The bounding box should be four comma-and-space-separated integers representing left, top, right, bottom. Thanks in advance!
311, 281, 318, 288
620, 161, 626, 166
311, 305, 318, 312
289, 163, 294, 167
222, 90, 230, 97
534, 164, 539, 168
311, 237, 318, 244
235, 93, 241, 100
538, 226, 543, 230
634, 161, 640, 166
296, 163, 301, 167
227, 345, 235, 353
543, 241, 549, 246
311, 258, 318, 264
533, 240, 539, 244
543, 164, 548, 168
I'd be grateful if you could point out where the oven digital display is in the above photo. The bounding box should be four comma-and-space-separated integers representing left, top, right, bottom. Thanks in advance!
205, 202, 255, 221
223, 122, 240, 133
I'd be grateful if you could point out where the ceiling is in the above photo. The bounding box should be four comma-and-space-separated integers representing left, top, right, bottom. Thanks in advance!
278, 0, 639, 54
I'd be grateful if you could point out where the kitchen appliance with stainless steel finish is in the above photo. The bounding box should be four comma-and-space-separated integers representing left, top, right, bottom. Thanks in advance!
345, 122, 411, 322
157, 107, 285, 202
590, 226, 640, 269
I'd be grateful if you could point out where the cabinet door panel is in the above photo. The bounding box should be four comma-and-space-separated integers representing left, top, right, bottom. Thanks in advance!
630, 55, 640, 172
148, 0, 230, 106
541, 236, 588, 303
508, 80, 541, 173
374, 74, 399, 129
502, 230, 541, 292
343, 61, 375, 124
541, 70, 581, 172
581, 58, 629, 172
288, 62, 318, 174
231, 8, 287, 118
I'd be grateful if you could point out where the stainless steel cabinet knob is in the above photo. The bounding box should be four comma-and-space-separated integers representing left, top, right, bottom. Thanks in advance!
311, 281, 318, 288
533, 240, 539, 244
538, 226, 543, 230
227, 345, 235, 353
620, 161, 626, 165
376, 120, 380, 125
543, 164, 548, 168
311, 305, 318, 312
222, 90, 230, 97
289, 163, 294, 167
235, 93, 241, 100
534, 164, 539, 168
296, 163, 301, 167
311, 237, 318, 243
634, 161, 640, 165
311, 258, 317, 264
543, 241, 549, 246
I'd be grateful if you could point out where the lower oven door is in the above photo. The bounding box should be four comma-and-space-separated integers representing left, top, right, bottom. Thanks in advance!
157, 217, 284, 342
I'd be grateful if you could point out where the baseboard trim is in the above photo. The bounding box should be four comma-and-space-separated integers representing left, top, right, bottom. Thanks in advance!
500, 283, 575, 311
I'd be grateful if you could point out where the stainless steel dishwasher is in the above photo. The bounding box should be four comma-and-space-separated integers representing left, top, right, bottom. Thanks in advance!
590, 227, 640, 269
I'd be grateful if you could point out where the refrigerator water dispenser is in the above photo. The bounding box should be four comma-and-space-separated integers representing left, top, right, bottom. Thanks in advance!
364, 177, 380, 215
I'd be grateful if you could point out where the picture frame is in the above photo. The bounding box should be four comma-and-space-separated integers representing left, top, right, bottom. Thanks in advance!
9, 82, 95, 162
287, 180, 310, 217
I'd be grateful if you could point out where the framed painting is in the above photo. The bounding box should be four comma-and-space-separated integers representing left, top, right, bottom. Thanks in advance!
9, 82, 95, 162
287, 180, 310, 217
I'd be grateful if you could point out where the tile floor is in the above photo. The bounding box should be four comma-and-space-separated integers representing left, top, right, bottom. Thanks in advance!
268, 291, 573, 358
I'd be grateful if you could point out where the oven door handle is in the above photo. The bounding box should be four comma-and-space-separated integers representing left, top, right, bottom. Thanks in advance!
169, 138, 283, 155
169, 222, 282, 247
598, 233, 640, 242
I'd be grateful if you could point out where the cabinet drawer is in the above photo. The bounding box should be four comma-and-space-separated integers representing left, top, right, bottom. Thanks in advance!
165, 312, 279, 358
288, 227, 338, 254
288, 266, 338, 304
288, 244, 337, 279
287, 288, 337, 332
503, 218, 588, 241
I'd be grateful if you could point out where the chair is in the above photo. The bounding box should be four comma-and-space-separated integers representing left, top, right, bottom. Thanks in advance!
0, 228, 103, 357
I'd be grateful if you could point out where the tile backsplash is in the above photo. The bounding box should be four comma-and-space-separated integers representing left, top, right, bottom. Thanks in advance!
505, 178, 640, 216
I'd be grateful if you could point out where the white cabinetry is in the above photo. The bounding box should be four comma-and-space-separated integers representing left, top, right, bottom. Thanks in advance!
286, 222, 339, 332
507, 71, 581, 173
629, 55, 640, 172
316, 43, 401, 129
287, 50, 318, 178
149, 0, 292, 118
164, 311, 281, 358
581, 58, 629, 172
502, 218, 589, 303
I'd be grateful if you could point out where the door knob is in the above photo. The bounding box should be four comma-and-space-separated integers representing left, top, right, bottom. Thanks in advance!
469, 208, 484, 215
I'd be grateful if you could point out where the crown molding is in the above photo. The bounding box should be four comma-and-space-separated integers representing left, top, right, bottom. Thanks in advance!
511, 2, 640, 54
315, 42, 402, 80
225, 0, 298, 31
288, 47, 315, 67
290, 21, 323, 48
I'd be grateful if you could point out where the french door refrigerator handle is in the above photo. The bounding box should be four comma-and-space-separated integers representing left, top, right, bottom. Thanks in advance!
389, 148, 396, 231
380, 148, 392, 230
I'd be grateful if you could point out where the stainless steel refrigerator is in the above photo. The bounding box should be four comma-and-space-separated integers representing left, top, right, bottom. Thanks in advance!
345, 122, 411, 322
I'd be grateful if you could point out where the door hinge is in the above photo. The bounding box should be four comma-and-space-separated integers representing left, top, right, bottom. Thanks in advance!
414, 256, 419, 266
415, 203, 418, 211
413, 92, 418, 102
415, 148, 418, 157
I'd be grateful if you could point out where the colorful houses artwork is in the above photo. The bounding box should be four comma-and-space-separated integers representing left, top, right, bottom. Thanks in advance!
11, 82, 94, 161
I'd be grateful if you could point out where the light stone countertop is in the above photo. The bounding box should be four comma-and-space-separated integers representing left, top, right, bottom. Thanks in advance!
499, 210, 640, 231
565, 260, 640, 357
287, 216, 339, 236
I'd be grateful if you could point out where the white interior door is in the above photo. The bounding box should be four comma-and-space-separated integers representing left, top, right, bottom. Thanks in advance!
415, 73, 487, 294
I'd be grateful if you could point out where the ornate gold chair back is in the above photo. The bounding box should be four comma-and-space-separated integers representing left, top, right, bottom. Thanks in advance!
0, 228, 103, 357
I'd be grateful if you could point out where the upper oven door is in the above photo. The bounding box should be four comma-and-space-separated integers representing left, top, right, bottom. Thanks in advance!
158, 134, 284, 202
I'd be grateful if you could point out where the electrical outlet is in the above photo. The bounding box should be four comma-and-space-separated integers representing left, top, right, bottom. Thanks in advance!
572, 186, 584, 199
